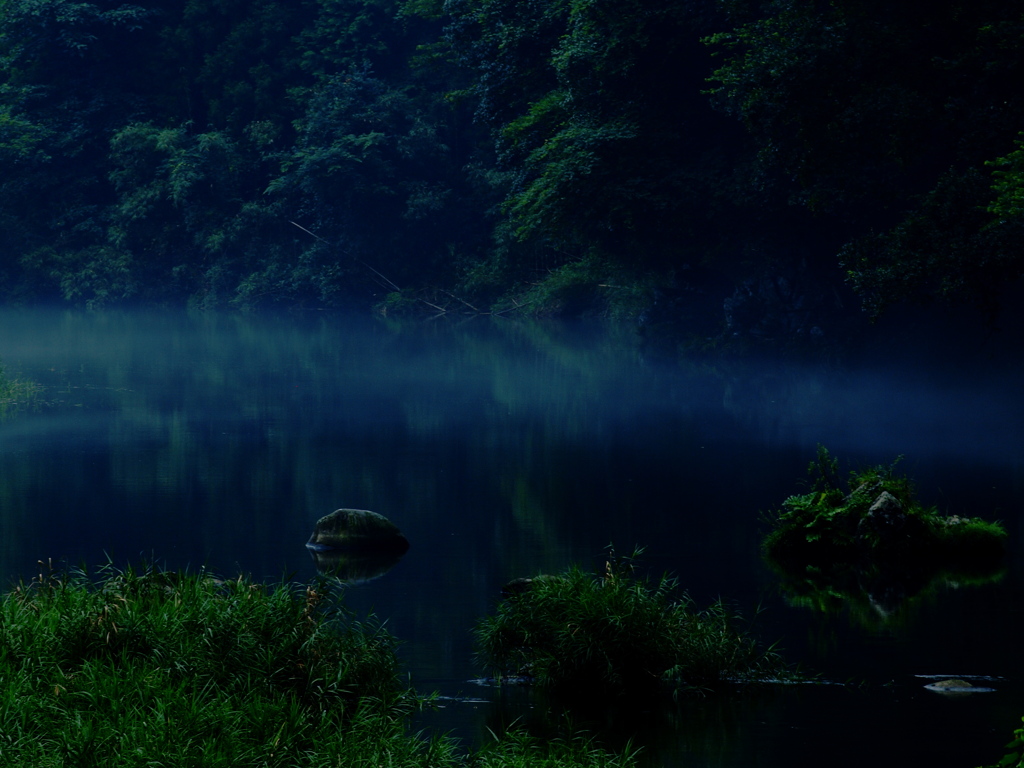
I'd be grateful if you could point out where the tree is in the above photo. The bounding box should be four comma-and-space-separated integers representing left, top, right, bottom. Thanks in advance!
0, 0, 480, 307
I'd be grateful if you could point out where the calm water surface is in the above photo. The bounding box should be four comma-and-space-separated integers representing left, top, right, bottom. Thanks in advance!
1, 308, 1021, 767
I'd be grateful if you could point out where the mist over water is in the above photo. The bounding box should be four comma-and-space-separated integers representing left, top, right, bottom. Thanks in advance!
1, 307, 1022, 768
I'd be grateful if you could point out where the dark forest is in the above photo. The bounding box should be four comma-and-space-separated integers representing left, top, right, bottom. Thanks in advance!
1, 0, 1021, 336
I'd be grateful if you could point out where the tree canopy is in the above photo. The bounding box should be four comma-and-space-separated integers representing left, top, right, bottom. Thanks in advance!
0, 0, 1020, 322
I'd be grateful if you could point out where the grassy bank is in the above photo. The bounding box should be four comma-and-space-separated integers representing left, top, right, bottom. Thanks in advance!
0, 563, 636, 768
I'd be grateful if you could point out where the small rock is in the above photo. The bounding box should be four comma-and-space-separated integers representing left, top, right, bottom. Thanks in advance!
923, 678, 996, 694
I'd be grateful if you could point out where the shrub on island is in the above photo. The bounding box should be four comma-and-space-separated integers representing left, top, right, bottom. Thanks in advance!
763, 447, 1007, 572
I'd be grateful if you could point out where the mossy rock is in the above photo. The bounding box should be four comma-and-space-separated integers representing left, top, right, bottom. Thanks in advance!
306, 509, 410, 554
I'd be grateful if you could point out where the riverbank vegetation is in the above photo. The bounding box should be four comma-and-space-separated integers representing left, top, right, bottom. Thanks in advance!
0, 562, 636, 768
477, 549, 791, 697
763, 447, 1008, 565
0, 0, 1021, 331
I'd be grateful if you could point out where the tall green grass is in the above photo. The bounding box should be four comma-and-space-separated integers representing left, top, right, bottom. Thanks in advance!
0, 562, 403, 766
0, 562, 637, 768
476, 549, 790, 698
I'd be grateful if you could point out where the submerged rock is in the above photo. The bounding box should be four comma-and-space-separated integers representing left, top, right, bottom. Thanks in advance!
501, 574, 566, 597
306, 508, 410, 554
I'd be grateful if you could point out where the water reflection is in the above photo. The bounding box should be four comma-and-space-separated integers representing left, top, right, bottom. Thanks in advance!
767, 556, 1007, 631
0, 307, 1022, 768
309, 548, 408, 586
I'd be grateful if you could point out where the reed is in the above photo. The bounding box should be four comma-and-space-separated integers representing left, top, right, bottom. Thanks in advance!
476, 548, 790, 698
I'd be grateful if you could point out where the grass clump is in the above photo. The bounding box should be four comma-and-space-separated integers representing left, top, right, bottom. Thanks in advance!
763, 446, 1008, 565
476, 548, 790, 698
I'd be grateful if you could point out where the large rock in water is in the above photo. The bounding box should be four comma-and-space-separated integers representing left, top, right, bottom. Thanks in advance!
856, 490, 924, 546
306, 509, 410, 554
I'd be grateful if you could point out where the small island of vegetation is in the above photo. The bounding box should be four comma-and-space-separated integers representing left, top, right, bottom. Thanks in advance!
763, 446, 1007, 566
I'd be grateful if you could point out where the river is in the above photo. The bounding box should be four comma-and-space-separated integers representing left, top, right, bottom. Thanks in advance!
0, 307, 1021, 767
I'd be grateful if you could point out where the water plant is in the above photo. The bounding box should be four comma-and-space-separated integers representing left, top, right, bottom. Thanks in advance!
476, 548, 791, 698
763, 446, 1008, 565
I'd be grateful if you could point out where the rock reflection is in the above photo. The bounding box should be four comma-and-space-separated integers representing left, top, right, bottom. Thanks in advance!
305, 508, 410, 586
308, 547, 408, 586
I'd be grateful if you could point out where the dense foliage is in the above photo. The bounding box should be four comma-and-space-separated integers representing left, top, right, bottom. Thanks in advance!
0, 0, 1021, 320
705, 0, 1024, 316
